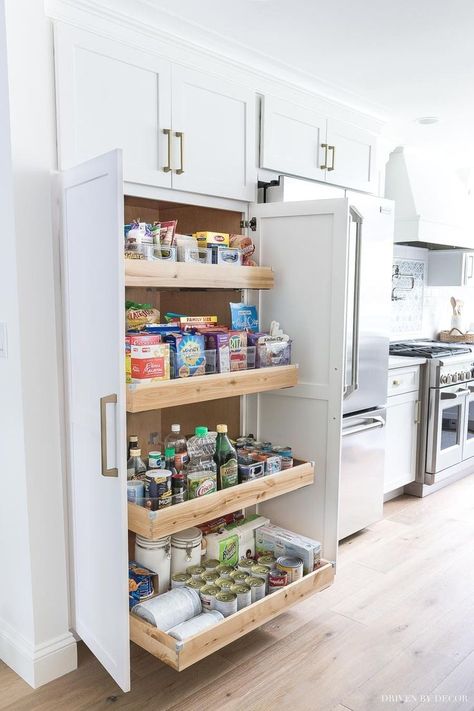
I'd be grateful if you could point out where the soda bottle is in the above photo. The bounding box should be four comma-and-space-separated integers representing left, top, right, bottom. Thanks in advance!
164, 424, 189, 471
215, 424, 238, 489
127, 448, 147, 480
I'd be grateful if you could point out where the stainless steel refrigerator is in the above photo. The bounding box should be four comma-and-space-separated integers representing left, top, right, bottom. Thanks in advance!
245, 182, 393, 558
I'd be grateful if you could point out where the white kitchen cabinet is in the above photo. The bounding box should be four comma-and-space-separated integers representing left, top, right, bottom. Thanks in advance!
260, 96, 327, 182
54, 25, 172, 189
384, 368, 420, 493
260, 95, 378, 193
428, 250, 474, 287
54, 26, 256, 201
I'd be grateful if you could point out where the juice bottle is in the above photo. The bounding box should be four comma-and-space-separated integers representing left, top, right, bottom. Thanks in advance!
215, 424, 238, 489
164, 424, 189, 471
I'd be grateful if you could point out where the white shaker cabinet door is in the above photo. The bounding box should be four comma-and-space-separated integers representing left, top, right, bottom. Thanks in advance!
384, 391, 419, 493
61, 150, 130, 692
54, 25, 172, 188
326, 119, 377, 193
170, 65, 256, 201
260, 96, 327, 182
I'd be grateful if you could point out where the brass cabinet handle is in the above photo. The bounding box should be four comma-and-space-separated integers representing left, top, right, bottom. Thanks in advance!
328, 145, 336, 171
100, 394, 118, 477
320, 143, 328, 170
163, 129, 172, 172
175, 131, 184, 174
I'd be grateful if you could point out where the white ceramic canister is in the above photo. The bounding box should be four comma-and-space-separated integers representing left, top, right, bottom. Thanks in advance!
135, 534, 171, 594
170, 527, 203, 576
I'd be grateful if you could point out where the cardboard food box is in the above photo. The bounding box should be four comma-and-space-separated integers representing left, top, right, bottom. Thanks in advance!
203, 331, 230, 373
229, 330, 248, 371
129, 561, 159, 609
130, 336, 170, 384
193, 231, 230, 248
255, 524, 321, 574
165, 333, 206, 378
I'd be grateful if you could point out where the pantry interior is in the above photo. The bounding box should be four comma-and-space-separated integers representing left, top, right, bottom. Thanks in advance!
61, 151, 338, 690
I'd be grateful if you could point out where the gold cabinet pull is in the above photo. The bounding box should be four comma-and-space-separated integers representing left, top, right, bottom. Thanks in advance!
328, 144, 336, 171
320, 143, 328, 170
100, 394, 118, 477
175, 131, 184, 174
163, 129, 172, 172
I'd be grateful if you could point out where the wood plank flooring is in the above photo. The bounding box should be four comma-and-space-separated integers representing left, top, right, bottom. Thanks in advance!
1, 474, 474, 711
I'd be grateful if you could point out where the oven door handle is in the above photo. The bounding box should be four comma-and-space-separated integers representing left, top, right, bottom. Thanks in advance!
441, 389, 469, 399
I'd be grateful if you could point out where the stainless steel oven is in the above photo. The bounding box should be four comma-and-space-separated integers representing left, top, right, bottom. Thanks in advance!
426, 381, 474, 477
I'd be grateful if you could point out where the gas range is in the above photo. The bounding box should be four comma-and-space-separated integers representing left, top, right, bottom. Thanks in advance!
390, 340, 474, 388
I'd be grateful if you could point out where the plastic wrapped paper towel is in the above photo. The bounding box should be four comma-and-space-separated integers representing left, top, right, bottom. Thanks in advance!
132, 587, 201, 630
167, 610, 224, 642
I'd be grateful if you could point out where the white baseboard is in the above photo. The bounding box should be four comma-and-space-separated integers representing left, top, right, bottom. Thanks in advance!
0, 618, 77, 688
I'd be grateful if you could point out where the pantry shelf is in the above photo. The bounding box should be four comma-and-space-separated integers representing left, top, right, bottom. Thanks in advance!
129, 559, 334, 671
128, 459, 314, 539
126, 364, 299, 412
124, 260, 275, 290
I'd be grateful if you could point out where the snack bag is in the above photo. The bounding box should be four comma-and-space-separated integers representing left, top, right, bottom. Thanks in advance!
126, 301, 160, 331
229, 331, 247, 371
229, 234, 257, 266
230, 303, 259, 332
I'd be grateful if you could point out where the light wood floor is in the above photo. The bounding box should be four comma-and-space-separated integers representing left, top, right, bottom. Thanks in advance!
2, 474, 474, 711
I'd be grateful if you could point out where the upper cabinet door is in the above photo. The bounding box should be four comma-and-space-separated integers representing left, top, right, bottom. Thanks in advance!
325, 119, 377, 193
170, 66, 256, 201
61, 150, 130, 692
54, 26, 172, 188
260, 96, 327, 182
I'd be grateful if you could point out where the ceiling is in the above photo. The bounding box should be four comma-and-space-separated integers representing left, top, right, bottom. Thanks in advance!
135, 0, 474, 165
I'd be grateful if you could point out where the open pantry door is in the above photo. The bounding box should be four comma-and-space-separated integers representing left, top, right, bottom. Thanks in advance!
245, 199, 350, 563
61, 150, 130, 691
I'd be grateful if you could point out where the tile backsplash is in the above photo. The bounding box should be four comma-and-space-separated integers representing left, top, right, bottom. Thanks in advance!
391, 246, 474, 340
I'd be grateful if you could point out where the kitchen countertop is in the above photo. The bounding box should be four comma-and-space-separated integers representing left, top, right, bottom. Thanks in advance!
389, 355, 427, 369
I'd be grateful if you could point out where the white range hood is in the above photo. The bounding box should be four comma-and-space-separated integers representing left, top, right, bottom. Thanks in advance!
385, 146, 472, 249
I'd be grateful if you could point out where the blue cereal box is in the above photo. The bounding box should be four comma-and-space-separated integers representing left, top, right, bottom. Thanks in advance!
166, 333, 206, 378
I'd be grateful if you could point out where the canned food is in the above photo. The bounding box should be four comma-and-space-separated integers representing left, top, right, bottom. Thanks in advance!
273, 446, 293, 458
216, 564, 234, 578
229, 570, 250, 584
280, 457, 294, 470
237, 557, 256, 572
144, 470, 172, 510
246, 576, 266, 602
215, 577, 234, 591
268, 568, 288, 593
203, 558, 220, 572
214, 591, 238, 617
261, 441, 273, 452
186, 578, 206, 591
200, 584, 220, 611
230, 584, 251, 610
276, 556, 304, 583
257, 555, 277, 569
202, 570, 220, 583
186, 565, 206, 580
238, 459, 265, 482
265, 455, 282, 475
171, 572, 192, 588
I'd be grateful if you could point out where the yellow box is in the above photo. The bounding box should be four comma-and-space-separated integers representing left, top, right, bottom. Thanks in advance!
193, 231, 230, 248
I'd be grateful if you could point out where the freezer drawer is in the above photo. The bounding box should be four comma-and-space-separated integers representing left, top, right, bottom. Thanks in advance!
338, 409, 386, 539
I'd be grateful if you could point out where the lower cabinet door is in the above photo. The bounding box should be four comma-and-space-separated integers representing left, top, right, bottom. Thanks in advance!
384, 391, 419, 493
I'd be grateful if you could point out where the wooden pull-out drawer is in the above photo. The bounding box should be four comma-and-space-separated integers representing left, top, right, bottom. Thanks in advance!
387, 366, 420, 396
130, 560, 334, 671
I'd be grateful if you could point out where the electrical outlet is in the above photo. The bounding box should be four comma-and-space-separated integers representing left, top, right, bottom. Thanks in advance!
0, 322, 7, 358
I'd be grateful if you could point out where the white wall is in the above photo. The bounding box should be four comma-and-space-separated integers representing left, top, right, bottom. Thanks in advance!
0, 0, 76, 687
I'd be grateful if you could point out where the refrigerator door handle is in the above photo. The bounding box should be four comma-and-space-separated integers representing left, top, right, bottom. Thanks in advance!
342, 416, 385, 437
344, 207, 363, 399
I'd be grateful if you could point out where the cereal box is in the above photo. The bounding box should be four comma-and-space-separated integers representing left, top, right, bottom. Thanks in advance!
229, 330, 247, 371
204, 331, 230, 373
166, 333, 206, 378
130, 337, 170, 384
193, 231, 230, 248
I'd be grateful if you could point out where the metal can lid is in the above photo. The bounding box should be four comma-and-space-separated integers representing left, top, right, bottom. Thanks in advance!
230, 570, 249, 579
216, 564, 234, 573
269, 568, 288, 579
215, 591, 237, 602
203, 558, 221, 569
247, 576, 266, 587
238, 558, 255, 568
230, 584, 251, 594
200, 585, 220, 595
215, 577, 233, 588
186, 565, 205, 575
257, 555, 276, 566
276, 556, 304, 568
251, 565, 269, 574
171, 573, 192, 582
202, 571, 220, 580
186, 579, 205, 589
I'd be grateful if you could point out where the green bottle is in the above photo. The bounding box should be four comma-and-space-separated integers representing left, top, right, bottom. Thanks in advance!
215, 424, 238, 489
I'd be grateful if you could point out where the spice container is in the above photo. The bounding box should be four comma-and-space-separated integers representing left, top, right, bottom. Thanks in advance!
134, 534, 171, 594
170, 527, 202, 576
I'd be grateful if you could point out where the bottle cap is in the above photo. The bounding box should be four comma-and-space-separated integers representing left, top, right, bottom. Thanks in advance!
195, 426, 208, 437
216, 424, 228, 433
130, 448, 141, 456
165, 447, 176, 457
171, 424, 180, 433
129, 435, 138, 442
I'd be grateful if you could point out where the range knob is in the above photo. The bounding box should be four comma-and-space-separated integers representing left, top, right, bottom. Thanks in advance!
440, 374, 448, 384
446, 374, 453, 384
453, 373, 458, 383
459, 372, 465, 381
466, 370, 472, 380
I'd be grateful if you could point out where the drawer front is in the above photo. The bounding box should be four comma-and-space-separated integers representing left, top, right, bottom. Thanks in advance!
387, 366, 420, 396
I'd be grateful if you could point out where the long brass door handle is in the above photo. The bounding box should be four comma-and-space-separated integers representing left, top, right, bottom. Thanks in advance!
320, 143, 328, 170
163, 129, 172, 172
100, 394, 118, 477
328, 145, 336, 171
175, 131, 184, 174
